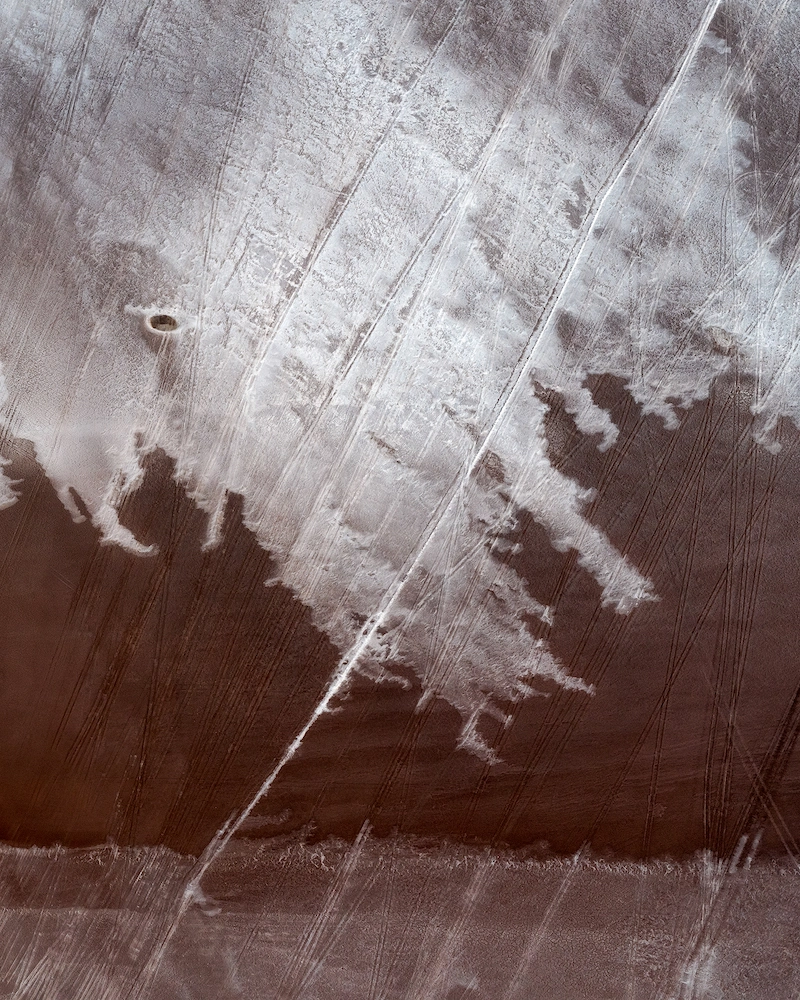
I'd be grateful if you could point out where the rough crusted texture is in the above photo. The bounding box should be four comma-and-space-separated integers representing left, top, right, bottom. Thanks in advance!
0, 840, 797, 999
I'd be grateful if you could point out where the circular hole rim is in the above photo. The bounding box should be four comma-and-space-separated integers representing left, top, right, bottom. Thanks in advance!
147, 313, 179, 333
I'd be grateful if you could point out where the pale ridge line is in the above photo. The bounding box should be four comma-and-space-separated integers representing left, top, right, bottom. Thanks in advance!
501, 847, 585, 1000
483, 0, 723, 446
190, 0, 724, 897
130, 4, 724, 990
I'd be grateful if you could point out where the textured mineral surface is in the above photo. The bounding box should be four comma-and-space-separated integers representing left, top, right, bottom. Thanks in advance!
1, 0, 799, 995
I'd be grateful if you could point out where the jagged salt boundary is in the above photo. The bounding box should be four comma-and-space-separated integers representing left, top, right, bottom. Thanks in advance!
0, 0, 795, 755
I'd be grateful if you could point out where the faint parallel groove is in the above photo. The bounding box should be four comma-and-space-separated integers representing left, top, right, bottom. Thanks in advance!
366, 842, 397, 1000
122, 8, 745, 993
378, 696, 439, 823
642, 417, 709, 856
181, 0, 476, 493
60, 6, 100, 139
120, 482, 180, 844
500, 848, 584, 1000
275, 821, 372, 1000
253, 2, 570, 589
498, 397, 787, 848
402, 852, 493, 1000
491, 381, 732, 841
582, 443, 786, 853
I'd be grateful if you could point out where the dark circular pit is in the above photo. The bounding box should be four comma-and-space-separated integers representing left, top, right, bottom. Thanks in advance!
148, 314, 178, 332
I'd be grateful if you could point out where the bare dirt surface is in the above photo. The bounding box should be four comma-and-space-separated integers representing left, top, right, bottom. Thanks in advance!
0, 841, 798, 999
2, 0, 800, 995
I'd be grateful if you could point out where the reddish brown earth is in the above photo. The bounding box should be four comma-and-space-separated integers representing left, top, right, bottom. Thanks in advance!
0, 442, 339, 854
252, 372, 800, 859
1, 370, 798, 862
2, 841, 798, 999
